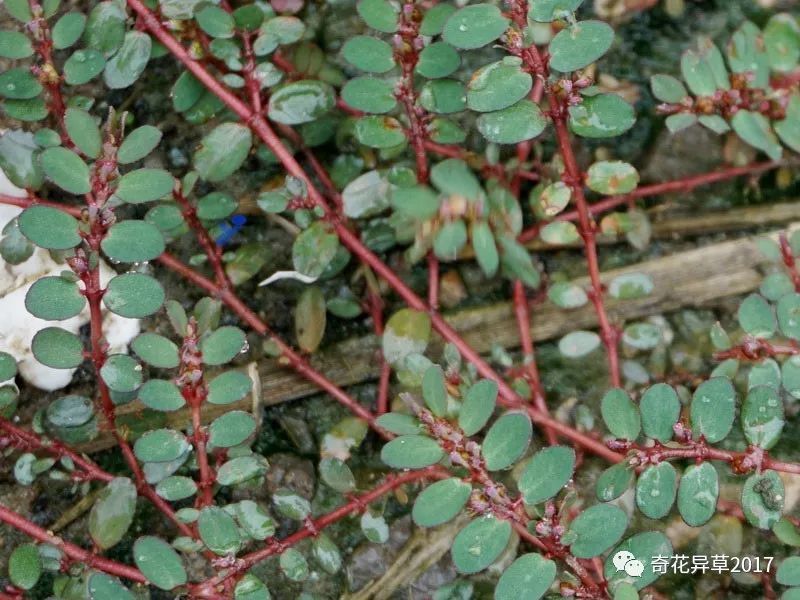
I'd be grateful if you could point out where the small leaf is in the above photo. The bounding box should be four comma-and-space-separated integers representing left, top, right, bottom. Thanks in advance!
777, 293, 800, 339
382, 309, 431, 366
381, 435, 444, 469
586, 161, 638, 195
41, 147, 90, 194
466, 59, 532, 113
341, 76, 397, 114
482, 412, 531, 470
25, 275, 85, 321
640, 383, 680, 443
31, 327, 83, 369
650, 74, 687, 103
0, 68, 42, 99
103, 273, 165, 318
18, 205, 81, 250
604, 532, 672, 591
422, 365, 448, 416
601, 388, 640, 440
134, 428, 190, 462
568, 504, 628, 558
116, 168, 175, 203
442, 4, 509, 50
416, 42, 460, 79
102, 220, 165, 262
138, 379, 185, 412
319, 457, 355, 493
355, 115, 406, 148
131, 332, 179, 368
208, 370, 252, 405
677, 462, 718, 527
217, 456, 268, 487
88, 573, 135, 600
89, 477, 137, 549
476, 100, 547, 144
357, 0, 399, 33
273, 488, 311, 520
608, 273, 654, 299
9, 544, 41, 590
741, 385, 784, 449
104, 31, 151, 89
194, 123, 253, 182
741, 470, 784, 529
292, 221, 339, 278
459, 379, 497, 435
133, 536, 187, 591
199, 506, 241, 555
65, 108, 101, 158
495, 553, 555, 600
295, 286, 326, 353
549, 20, 614, 72
596, 462, 634, 502
690, 377, 735, 443
208, 410, 256, 448
558, 330, 601, 358
519, 446, 576, 505
201, 325, 246, 365
568, 93, 635, 138
0, 31, 34, 58
118, 125, 163, 164
312, 534, 342, 574
412, 478, 471, 527
268, 80, 336, 125
451, 516, 511, 573
731, 110, 782, 161
342, 36, 395, 73
777, 557, 800, 586
635, 462, 677, 519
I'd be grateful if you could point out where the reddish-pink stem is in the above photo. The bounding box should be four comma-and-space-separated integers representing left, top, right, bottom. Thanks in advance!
0, 503, 146, 583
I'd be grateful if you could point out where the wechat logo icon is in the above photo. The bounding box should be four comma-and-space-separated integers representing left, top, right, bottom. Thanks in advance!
612, 550, 644, 578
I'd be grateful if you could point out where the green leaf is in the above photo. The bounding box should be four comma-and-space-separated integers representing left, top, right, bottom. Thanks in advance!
116, 168, 174, 203
601, 388, 641, 440
650, 74, 687, 103
558, 330, 600, 358
312, 533, 342, 574
640, 383, 680, 443
201, 325, 246, 365
451, 516, 511, 573
495, 553, 556, 600
635, 462, 677, 519
528, 0, 582, 22
193, 123, 253, 182
134, 428, 190, 462
342, 170, 390, 219
64, 108, 101, 158
783, 356, 800, 399
568, 93, 635, 138
196, 5, 235, 38
482, 412, 531, 470
52, 12, 87, 49
549, 20, 614, 72
355, 115, 406, 148
430, 158, 480, 198
295, 286, 326, 352
499, 236, 540, 288
741, 470, 784, 529
101, 219, 165, 263
133, 536, 187, 591
273, 488, 311, 520
749, 357, 781, 390
208, 370, 252, 405
381, 434, 444, 468
89, 477, 137, 549
471, 220, 499, 276
88, 573, 135, 600
104, 31, 151, 89
9, 544, 41, 590
100, 354, 142, 393
519, 446, 576, 505
0, 68, 42, 99
777, 557, 800, 586
357, 0, 399, 33
376, 412, 422, 435
25, 275, 85, 321
596, 462, 634, 502
412, 478, 471, 527
568, 504, 628, 557
280, 548, 309, 581
742, 385, 784, 449
319, 457, 355, 493
586, 161, 638, 195
46, 394, 93, 427
343, 36, 395, 73
391, 184, 440, 220
0, 31, 34, 59
118, 125, 163, 164
4, 0, 33, 21
382, 309, 431, 366
608, 273, 653, 299
604, 532, 672, 590
420, 4, 456, 35
138, 379, 185, 412
31, 327, 83, 369
104, 273, 165, 318
84, 1, 126, 56
433, 219, 467, 260
459, 379, 497, 435
422, 365, 448, 416
41, 147, 90, 194
776, 95, 800, 154
218, 457, 268, 487
292, 221, 339, 278
131, 332, 179, 369
64, 49, 106, 85
416, 42, 460, 79
690, 377, 735, 443
208, 410, 256, 448
268, 80, 336, 125
778, 292, 800, 339
731, 110, 782, 161
442, 4, 509, 50
738, 293, 776, 338
764, 13, 800, 72
341, 76, 396, 114
466, 58, 532, 113
677, 462, 718, 527
199, 506, 241, 555
540, 221, 579, 245
0, 130, 43, 190
419, 79, 467, 114
0, 352, 17, 381
476, 100, 547, 144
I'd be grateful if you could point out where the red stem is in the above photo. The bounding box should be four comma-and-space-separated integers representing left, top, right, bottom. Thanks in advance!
0, 503, 146, 583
